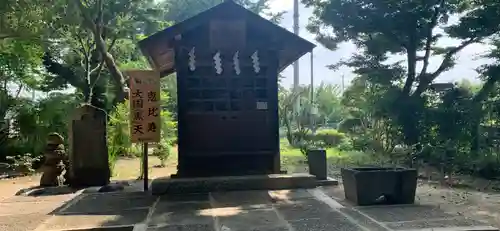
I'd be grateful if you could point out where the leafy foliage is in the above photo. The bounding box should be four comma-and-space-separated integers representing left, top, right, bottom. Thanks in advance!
162, 0, 284, 23
5, 153, 41, 174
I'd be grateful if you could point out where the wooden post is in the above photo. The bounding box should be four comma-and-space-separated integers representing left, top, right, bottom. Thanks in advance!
143, 142, 149, 191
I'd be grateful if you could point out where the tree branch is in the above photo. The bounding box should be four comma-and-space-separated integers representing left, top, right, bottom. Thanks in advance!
402, 22, 418, 96
74, 32, 90, 71
413, 38, 478, 95
89, 36, 118, 97
74, 0, 127, 103
14, 85, 24, 99
418, 0, 445, 79
90, 37, 117, 76
0, 33, 20, 40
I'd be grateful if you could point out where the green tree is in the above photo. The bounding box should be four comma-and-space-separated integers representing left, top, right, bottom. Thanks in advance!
314, 83, 344, 126
304, 0, 500, 145
162, 0, 283, 23
6, 93, 79, 159
0, 0, 59, 40
339, 76, 402, 152
63, 0, 166, 104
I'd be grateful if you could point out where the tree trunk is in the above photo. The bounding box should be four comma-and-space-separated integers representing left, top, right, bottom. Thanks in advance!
74, 0, 127, 104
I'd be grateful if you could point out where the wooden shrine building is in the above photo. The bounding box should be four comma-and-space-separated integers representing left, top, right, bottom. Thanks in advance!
138, 0, 315, 177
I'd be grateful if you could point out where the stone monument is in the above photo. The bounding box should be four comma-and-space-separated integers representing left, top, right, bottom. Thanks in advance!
68, 105, 110, 187
40, 132, 69, 187
138, 1, 314, 177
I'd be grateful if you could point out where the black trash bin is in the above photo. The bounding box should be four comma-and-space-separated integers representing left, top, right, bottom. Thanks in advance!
341, 167, 417, 206
307, 149, 327, 180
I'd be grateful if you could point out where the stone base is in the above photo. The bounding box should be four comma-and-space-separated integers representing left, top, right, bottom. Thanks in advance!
69, 167, 110, 188
176, 153, 279, 177
48, 226, 134, 231
316, 177, 339, 186
151, 173, 317, 195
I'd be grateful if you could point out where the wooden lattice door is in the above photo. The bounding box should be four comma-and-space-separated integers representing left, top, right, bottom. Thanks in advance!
176, 47, 279, 156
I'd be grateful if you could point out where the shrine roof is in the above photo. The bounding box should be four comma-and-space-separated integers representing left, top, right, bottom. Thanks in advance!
138, 0, 315, 77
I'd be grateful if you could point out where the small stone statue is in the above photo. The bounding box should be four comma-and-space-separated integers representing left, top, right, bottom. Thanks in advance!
40, 133, 69, 187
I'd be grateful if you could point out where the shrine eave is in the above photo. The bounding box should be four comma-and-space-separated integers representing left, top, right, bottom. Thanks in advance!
137, 0, 315, 77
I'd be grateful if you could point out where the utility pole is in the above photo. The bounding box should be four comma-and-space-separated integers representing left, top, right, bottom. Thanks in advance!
310, 51, 314, 103
310, 51, 315, 134
293, 0, 300, 116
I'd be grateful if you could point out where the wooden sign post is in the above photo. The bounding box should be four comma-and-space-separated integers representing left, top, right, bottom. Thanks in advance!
127, 70, 161, 191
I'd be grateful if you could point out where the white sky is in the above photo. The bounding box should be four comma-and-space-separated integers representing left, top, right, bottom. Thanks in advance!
268, 0, 492, 89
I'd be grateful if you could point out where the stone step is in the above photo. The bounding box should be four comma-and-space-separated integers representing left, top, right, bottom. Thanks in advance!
151, 173, 319, 195
55, 226, 134, 231
399, 226, 499, 231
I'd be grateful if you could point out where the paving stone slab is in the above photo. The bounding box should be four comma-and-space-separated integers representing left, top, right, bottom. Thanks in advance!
233, 227, 290, 231
61, 226, 135, 231
0, 213, 50, 231
149, 202, 214, 226
397, 226, 500, 231
274, 199, 339, 221
217, 208, 286, 231
211, 191, 272, 208
386, 218, 488, 230
338, 208, 389, 231
39, 208, 148, 230
147, 224, 214, 231
154, 201, 212, 212
289, 217, 364, 231
268, 189, 314, 202
159, 193, 210, 203
0, 200, 65, 216
1, 194, 76, 203
218, 226, 289, 231
356, 205, 456, 223
61, 192, 157, 213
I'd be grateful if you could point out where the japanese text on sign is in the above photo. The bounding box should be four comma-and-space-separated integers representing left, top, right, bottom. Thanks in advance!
127, 70, 161, 143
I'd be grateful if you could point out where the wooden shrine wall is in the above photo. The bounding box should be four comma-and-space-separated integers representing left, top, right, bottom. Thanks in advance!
172, 20, 280, 175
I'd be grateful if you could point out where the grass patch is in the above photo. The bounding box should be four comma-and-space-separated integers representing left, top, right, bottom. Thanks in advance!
279, 138, 385, 168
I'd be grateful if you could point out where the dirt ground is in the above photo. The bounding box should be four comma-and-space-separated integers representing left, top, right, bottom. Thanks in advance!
0, 156, 177, 201
2, 156, 500, 228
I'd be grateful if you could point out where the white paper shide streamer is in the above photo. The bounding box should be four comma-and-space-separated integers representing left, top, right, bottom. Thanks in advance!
188, 47, 196, 71
214, 51, 223, 74
251, 51, 260, 73
233, 51, 241, 75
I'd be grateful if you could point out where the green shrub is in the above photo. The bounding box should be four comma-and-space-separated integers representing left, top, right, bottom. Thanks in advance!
5, 153, 41, 174
129, 144, 142, 157
313, 129, 346, 147
4, 93, 78, 162
290, 130, 314, 147
337, 137, 354, 151
107, 100, 132, 158
107, 92, 177, 159
152, 109, 176, 167
153, 141, 171, 167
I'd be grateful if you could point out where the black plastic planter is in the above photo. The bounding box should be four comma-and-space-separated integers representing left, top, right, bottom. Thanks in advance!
341, 167, 417, 206
307, 149, 327, 180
